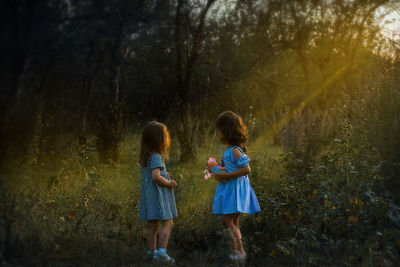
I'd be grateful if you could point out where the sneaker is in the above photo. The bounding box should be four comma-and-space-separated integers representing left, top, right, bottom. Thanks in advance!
229, 254, 239, 261
154, 250, 175, 264
229, 252, 246, 262
239, 252, 247, 261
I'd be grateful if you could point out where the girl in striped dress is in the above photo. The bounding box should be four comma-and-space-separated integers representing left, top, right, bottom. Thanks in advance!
139, 121, 178, 263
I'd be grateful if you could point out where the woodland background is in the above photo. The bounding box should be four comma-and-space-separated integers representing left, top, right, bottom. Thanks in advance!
1, 0, 400, 265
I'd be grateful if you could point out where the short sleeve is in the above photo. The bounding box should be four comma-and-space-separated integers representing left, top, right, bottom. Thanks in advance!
236, 154, 250, 168
149, 154, 164, 170
231, 147, 250, 168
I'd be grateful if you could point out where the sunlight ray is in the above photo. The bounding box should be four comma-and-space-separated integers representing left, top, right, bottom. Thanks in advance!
265, 62, 351, 140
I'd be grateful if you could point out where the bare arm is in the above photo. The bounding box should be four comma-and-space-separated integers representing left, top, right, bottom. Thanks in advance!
214, 166, 251, 181
152, 168, 177, 188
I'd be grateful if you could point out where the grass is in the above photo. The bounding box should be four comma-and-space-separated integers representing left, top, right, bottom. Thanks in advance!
1, 113, 400, 265
1, 130, 286, 265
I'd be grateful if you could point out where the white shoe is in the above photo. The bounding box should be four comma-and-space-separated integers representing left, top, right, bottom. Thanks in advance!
239, 252, 247, 261
229, 252, 246, 261
229, 254, 239, 261
154, 250, 175, 264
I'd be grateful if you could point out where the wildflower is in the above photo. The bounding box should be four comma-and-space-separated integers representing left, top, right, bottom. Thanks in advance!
84, 198, 89, 208
269, 249, 277, 257
204, 169, 212, 180
348, 216, 359, 223
364, 117, 368, 121
298, 210, 303, 216
332, 206, 336, 210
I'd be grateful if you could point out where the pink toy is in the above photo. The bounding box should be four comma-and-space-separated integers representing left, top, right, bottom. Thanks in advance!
204, 157, 223, 179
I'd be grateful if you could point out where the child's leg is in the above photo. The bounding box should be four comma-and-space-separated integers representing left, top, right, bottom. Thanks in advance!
222, 214, 240, 254
233, 214, 240, 228
147, 220, 160, 250
159, 219, 174, 249
233, 214, 245, 255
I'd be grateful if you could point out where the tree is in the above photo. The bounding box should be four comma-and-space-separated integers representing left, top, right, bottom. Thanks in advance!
174, 0, 218, 162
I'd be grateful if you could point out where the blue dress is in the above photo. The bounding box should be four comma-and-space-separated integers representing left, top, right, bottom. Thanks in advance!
139, 154, 178, 221
212, 146, 261, 215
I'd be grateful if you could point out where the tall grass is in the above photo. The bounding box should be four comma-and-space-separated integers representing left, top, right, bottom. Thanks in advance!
1, 61, 400, 265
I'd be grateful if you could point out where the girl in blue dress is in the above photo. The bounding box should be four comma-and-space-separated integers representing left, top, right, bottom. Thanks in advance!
139, 121, 178, 263
212, 111, 261, 261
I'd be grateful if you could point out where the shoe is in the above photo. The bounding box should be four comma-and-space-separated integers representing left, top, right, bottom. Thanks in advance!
229, 252, 246, 262
154, 250, 175, 264
229, 254, 239, 261
239, 252, 247, 261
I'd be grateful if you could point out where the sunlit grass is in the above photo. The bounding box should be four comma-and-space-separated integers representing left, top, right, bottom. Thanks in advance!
265, 63, 351, 141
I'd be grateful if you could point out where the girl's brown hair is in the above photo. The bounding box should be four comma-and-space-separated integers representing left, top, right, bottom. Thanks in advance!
216, 111, 248, 153
139, 121, 170, 167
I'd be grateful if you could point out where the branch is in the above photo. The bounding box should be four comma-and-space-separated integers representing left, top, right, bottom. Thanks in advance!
185, 0, 217, 97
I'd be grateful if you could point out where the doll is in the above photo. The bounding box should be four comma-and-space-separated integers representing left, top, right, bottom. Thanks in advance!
204, 157, 223, 179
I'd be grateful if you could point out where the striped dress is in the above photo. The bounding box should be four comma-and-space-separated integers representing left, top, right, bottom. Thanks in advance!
139, 154, 178, 221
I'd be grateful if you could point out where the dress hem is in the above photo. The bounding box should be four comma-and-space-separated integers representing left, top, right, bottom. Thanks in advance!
212, 210, 260, 215
140, 215, 178, 222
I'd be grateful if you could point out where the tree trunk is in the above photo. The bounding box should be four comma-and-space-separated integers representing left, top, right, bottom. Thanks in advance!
174, 0, 217, 162
176, 107, 199, 162
78, 43, 104, 143
29, 59, 53, 165
98, 23, 125, 163
0, 0, 36, 166
79, 42, 95, 135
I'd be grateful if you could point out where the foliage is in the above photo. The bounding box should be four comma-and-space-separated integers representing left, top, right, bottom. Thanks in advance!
1, 0, 397, 164
1, 110, 400, 265
249, 134, 400, 265
1, 0, 400, 265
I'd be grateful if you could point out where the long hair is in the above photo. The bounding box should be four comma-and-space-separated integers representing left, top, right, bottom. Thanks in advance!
139, 121, 170, 167
216, 111, 248, 153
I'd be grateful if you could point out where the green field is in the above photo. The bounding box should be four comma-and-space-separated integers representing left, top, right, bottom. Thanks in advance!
2, 119, 400, 265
